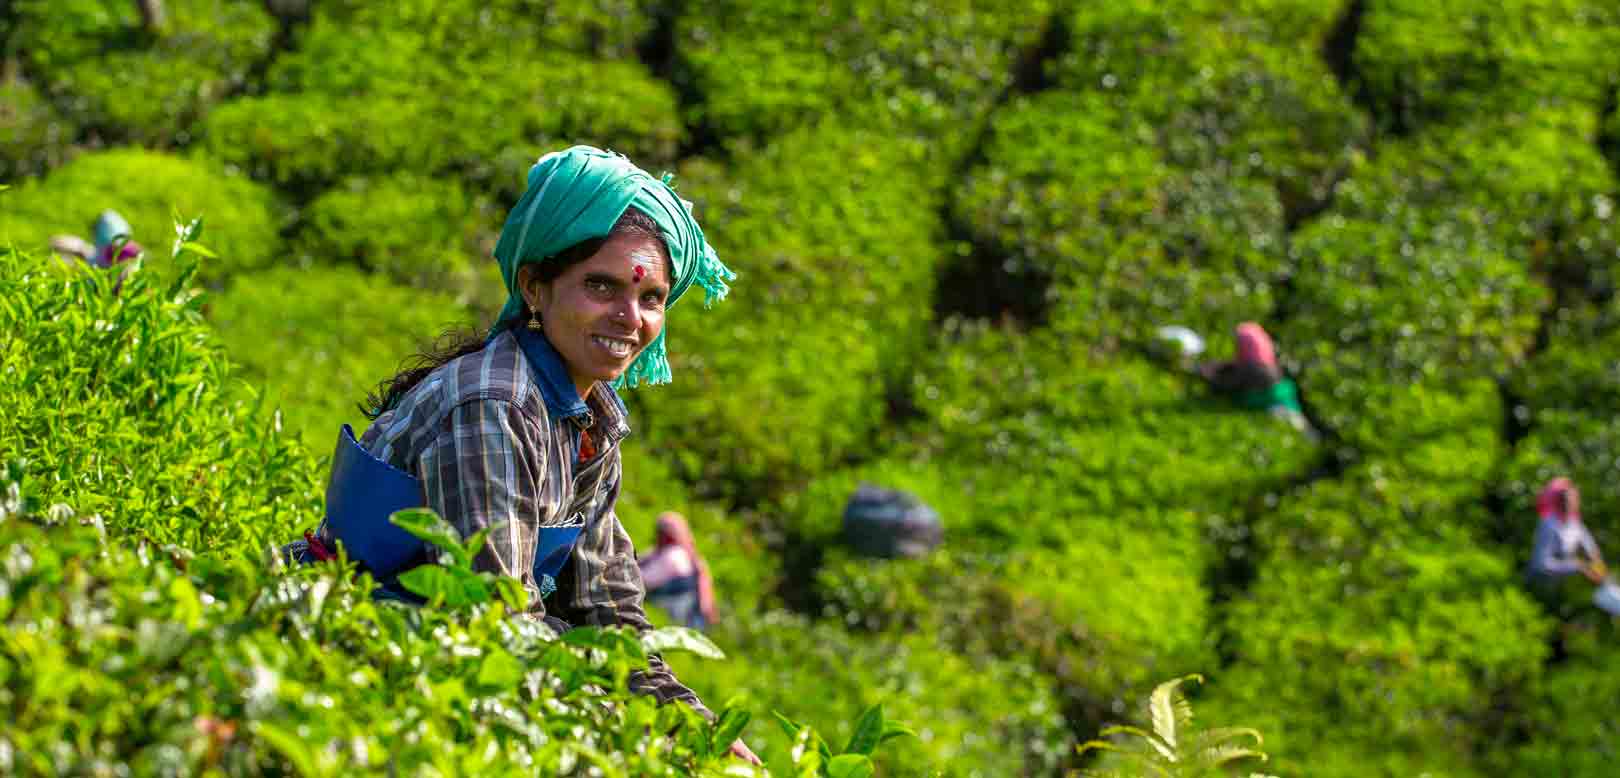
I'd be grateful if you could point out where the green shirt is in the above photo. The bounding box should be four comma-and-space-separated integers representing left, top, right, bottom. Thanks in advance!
1234, 376, 1301, 413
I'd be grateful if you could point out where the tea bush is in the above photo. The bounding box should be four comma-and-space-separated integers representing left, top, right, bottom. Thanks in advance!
903, 325, 1319, 525
206, 265, 473, 452
1206, 476, 1552, 778
630, 123, 945, 503
813, 515, 1213, 719
677, 0, 1052, 158
956, 90, 1293, 348
1284, 215, 1541, 397
0, 76, 76, 181
10, 0, 276, 146
616, 442, 779, 618
289, 173, 501, 290
1499, 297, 1620, 549
1052, 1, 1367, 213
1350, 0, 1620, 132
670, 609, 1072, 776
200, 13, 681, 196
1507, 637, 1620, 778
0, 244, 317, 555
1326, 105, 1619, 297
302, 0, 654, 60
0, 149, 284, 284
0, 472, 754, 777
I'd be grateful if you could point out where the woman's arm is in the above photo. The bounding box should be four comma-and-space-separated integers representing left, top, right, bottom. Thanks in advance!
552, 455, 713, 719
418, 398, 549, 606
1530, 520, 1584, 576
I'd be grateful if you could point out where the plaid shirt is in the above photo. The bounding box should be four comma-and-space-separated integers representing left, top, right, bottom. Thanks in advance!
355, 327, 710, 717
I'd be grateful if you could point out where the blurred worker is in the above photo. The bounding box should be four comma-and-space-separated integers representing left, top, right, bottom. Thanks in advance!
1198, 321, 1314, 437
638, 512, 718, 630
50, 210, 143, 269
1527, 477, 1607, 587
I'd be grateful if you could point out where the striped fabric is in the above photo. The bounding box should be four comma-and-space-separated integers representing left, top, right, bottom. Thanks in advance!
352, 328, 710, 716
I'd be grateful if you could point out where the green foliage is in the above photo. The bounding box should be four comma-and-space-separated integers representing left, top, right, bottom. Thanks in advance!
0, 242, 317, 555
814, 523, 1212, 717
1510, 299, 1620, 415
1285, 214, 1541, 387
303, 0, 654, 60
200, 11, 681, 195
678, 0, 1052, 158
0, 149, 284, 284
1507, 636, 1620, 777
672, 609, 1072, 776
1351, 0, 1620, 131
958, 91, 1292, 346
1500, 296, 1620, 552
1208, 477, 1553, 778
1078, 675, 1275, 778
1053, 1, 1367, 211
290, 173, 500, 290
631, 123, 944, 502
11, 0, 276, 145
773, 704, 916, 778
205, 265, 472, 451
615, 442, 778, 618
0, 478, 755, 777
905, 325, 1318, 522
1327, 105, 1618, 297
0, 76, 76, 181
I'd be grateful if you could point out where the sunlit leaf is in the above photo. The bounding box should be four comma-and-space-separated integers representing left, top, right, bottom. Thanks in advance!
389, 508, 470, 567
640, 626, 725, 660
827, 753, 874, 778
845, 704, 883, 755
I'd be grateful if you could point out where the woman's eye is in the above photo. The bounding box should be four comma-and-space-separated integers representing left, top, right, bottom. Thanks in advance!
585, 279, 611, 294
642, 293, 665, 308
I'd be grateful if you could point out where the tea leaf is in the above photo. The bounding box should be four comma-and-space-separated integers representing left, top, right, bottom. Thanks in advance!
640, 626, 725, 660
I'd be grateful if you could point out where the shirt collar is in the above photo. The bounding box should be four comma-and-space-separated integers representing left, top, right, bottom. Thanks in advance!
512, 327, 631, 442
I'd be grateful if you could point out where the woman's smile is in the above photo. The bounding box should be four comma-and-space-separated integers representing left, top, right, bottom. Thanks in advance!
592, 334, 636, 357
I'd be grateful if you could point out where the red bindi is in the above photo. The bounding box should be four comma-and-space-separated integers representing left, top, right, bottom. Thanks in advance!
632, 265, 647, 282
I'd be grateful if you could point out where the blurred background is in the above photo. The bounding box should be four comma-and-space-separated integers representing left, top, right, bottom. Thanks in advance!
5, 0, 1620, 775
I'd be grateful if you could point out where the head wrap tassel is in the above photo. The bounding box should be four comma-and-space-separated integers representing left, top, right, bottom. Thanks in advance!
615, 329, 671, 389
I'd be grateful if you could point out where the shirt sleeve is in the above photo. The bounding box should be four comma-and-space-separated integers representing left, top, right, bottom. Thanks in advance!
417, 398, 547, 607
1575, 523, 1605, 565
1205, 360, 1282, 394
551, 451, 714, 719
1530, 520, 1583, 576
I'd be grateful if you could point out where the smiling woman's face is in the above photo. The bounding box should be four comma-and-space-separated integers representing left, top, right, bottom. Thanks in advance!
521, 232, 671, 398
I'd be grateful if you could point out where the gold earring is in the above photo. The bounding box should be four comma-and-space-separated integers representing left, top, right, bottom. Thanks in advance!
527, 310, 543, 331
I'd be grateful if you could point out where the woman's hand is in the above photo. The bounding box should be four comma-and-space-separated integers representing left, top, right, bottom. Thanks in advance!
729, 739, 762, 766
1584, 561, 1608, 583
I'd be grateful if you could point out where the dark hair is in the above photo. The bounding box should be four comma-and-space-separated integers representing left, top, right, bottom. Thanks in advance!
362, 208, 668, 419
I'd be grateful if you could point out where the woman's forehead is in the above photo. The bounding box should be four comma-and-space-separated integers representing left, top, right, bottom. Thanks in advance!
590, 233, 670, 282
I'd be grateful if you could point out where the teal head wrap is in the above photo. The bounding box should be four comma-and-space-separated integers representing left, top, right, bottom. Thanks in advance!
491, 146, 734, 388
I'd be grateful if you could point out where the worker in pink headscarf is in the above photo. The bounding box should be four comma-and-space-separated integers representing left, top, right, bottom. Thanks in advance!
1198, 322, 1312, 435
50, 210, 143, 268
638, 512, 718, 630
1527, 478, 1607, 585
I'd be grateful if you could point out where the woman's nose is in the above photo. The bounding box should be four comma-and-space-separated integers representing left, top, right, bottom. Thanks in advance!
614, 296, 637, 323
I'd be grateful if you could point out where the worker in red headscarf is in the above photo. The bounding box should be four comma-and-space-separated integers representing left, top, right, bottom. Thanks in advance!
1198, 322, 1313, 436
638, 512, 718, 630
1527, 477, 1607, 585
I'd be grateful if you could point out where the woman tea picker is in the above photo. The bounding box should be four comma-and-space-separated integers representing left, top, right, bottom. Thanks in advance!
286, 146, 759, 764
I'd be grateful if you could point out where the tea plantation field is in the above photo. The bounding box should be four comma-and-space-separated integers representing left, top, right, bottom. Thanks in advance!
6, 1, 1620, 775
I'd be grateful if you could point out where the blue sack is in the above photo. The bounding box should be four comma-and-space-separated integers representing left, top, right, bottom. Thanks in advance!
323, 424, 589, 601
533, 513, 586, 599
325, 424, 427, 577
